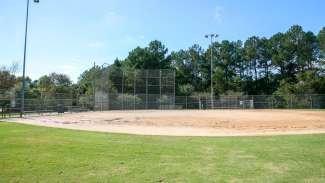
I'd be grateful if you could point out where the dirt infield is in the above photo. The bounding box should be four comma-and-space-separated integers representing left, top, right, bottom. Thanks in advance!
6, 110, 325, 136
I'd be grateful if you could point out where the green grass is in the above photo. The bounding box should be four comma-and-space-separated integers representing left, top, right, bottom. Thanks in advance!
0, 122, 325, 182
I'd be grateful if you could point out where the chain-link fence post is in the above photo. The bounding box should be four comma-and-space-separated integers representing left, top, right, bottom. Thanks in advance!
185, 96, 188, 109
121, 70, 124, 110
199, 96, 201, 110
173, 70, 176, 107
92, 62, 96, 111
146, 70, 148, 109
133, 70, 136, 110
159, 70, 162, 105
107, 69, 110, 111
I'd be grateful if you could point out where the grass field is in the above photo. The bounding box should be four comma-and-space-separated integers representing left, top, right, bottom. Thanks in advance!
1, 122, 325, 182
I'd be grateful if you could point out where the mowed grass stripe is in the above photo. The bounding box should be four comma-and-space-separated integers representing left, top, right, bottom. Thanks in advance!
0, 122, 325, 182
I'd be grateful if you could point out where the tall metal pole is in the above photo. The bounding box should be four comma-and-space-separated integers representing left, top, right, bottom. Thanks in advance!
20, 0, 39, 117
205, 34, 218, 109
210, 36, 213, 109
20, 0, 30, 117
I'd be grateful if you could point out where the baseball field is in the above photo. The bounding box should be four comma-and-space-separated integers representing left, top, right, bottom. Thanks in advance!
1, 110, 325, 182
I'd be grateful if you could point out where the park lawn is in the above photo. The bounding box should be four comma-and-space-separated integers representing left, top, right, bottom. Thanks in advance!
0, 122, 325, 182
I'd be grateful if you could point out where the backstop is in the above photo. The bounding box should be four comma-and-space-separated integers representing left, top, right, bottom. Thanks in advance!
93, 69, 176, 110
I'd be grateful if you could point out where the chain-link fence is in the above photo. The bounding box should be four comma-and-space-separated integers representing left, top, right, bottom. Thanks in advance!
0, 89, 88, 118
93, 94, 325, 111
2, 91, 325, 119
93, 69, 176, 111
2, 68, 325, 118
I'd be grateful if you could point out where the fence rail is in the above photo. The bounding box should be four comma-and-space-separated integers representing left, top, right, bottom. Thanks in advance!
2, 93, 325, 118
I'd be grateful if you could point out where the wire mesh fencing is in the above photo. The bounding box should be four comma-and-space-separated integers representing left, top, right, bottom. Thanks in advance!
93, 69, 176, 110
2, 66, 325, 119
94, 69, 175, 100
93, 94, 325, 111
2, 92, 325, 118
0, 89, 89, 118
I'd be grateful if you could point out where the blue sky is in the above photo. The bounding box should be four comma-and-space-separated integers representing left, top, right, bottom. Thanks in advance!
1, 0, 325, 82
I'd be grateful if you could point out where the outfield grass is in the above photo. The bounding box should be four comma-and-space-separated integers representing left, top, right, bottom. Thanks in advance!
0, 122, 325, 182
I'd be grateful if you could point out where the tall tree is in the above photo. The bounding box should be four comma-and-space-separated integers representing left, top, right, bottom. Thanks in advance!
319, 27, 325, 57
171, 45, 206, 94
285, 25, 317, 71
0, 65, 17, 91
125, 40, 169, 69
212, 40, 242, 94
257, 37, 272, 94
244, 36, 260, 82
270, 32, 292, 79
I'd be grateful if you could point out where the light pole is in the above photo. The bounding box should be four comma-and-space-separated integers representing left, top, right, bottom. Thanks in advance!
21, 0, 39, 117
205, 33, 218, 109
20, 0, 39, 117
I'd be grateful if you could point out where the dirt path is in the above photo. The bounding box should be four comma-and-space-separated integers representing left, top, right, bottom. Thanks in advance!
4, 110, 325, 136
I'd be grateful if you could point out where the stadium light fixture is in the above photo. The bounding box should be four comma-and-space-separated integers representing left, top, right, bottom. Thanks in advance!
20, 0, 39, 117
205, 33, 219, 109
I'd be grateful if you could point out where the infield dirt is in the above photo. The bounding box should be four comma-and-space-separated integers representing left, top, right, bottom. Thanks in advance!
6, 110, 325, 136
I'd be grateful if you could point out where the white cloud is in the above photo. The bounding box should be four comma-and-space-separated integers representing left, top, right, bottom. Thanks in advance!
88, 41, 105, 48
214, 6, 223, 22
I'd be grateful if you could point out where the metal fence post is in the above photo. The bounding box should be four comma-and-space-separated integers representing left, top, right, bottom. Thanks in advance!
133, 70, 136, 110
107, 69, 110, 111
310, 95, 313, 109
173, 70, 176, 107
121, 70, 124, 110
146, 70, 148, 109
100, 74, 103, 111
133, 95, 136, 111
100, 96, 103, 111
159, 70, 162, 102
199, 96, 201, 110
185, 96, 188, 109
92, 62, 96, 111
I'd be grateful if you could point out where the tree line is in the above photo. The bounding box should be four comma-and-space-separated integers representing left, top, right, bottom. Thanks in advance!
81, 25, 325, 97
1, 25, 325, 100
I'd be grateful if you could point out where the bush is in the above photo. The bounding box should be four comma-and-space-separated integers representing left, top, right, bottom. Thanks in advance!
157, 95, 173, 105
117, 94, 142, 105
